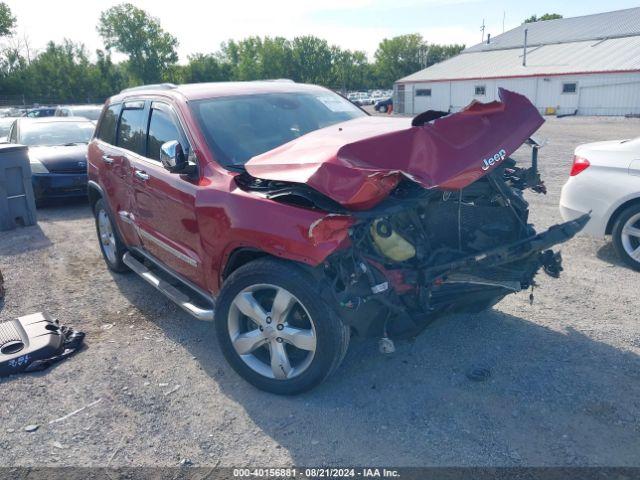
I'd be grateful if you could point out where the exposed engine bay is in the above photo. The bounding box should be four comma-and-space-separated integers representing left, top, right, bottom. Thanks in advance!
236, 141, 588, 339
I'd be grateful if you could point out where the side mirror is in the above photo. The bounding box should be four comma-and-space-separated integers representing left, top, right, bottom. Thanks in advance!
160, 140, 188, 173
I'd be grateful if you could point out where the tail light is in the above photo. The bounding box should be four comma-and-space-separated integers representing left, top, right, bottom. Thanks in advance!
570, 156, 590, 176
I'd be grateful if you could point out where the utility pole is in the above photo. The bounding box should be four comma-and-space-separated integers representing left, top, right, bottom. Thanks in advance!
418, 45, 429, 69
480, 18, 486, 42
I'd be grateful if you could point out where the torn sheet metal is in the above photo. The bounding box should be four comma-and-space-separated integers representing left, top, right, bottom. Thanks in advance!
245, 89, 544, 210
0, 312, 85, 377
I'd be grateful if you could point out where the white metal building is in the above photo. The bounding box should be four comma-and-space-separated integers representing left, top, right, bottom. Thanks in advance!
395, 8, 640, 116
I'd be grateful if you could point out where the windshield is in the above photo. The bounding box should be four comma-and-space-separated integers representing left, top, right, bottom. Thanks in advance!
20, 121, 95, 146
70, 106, 102, 121
191, 91, 366, 166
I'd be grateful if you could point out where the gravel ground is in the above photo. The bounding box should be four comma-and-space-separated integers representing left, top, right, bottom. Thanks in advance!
0, 116, 639, 467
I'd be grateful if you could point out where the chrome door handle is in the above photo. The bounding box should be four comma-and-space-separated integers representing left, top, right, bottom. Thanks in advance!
101, 155, 114, 165
134, 170, 150, 181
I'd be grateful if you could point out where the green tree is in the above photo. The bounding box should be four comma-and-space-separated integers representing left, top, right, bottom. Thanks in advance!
424, 43, 465, 66
0, 2, 16, 37
183, 53, 231, 83
373, 34, 425, 86
23, 40, 95, 102
260, 37, 294, 79
524, 13, 563, 23
290, 36, 333, 84
373, 35, 464, 86
97, 3, 178, 84
88, 49, 130, 98
331, 48, 373, 92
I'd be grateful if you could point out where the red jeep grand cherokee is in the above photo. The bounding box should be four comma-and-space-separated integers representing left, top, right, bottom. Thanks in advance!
88, 81, 586, 394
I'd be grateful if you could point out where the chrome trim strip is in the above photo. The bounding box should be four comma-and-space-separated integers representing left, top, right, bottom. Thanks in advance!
138, 228, 198, 268
118, 210, 198, 268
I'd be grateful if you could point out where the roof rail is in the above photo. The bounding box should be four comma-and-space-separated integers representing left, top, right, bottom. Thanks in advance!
119, 83, 177, 94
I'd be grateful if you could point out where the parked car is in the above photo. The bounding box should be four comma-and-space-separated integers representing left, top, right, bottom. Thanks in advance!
55, 104, 104, 122
375, 97, 393, 113
7, 117, 94, 204
560, 137, 640, 270
88, 83, 585, 394
26, 107, 57, 118
0, 117, 16, 141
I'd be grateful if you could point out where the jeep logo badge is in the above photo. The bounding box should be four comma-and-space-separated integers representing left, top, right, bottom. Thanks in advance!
481, 149, 507, 171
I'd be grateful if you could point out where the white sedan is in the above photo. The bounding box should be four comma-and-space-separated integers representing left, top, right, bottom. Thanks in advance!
560, 137, 640, 270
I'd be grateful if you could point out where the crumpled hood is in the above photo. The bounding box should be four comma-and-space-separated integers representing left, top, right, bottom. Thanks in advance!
245, 88, 544, 210
29, 144, 88, 173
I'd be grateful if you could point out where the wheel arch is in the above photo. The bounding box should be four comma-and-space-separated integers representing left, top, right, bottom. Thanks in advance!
87, 180, 104, 210
606, 196, 640, 234
221, 247, 273, 282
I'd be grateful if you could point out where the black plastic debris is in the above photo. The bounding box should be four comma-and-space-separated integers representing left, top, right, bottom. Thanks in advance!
0, 312, 84, 377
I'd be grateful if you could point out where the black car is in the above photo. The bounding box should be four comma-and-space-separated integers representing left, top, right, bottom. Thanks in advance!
26, 107, 57, 118
374, 97, 393, 113
7, 117, 95, 204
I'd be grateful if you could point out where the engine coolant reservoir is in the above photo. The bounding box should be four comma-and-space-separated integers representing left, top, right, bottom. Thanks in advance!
370, 219, 416, 262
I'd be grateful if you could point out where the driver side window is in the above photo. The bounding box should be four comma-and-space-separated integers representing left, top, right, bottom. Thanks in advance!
146, 106, 182, 162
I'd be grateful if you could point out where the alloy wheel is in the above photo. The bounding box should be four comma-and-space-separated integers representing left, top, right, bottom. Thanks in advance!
97, 209, 117, 265
621, 212, 640, 262
227, 284, 317, 380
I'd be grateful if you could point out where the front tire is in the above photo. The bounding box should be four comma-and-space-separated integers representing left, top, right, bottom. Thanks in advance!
612, 204, 640, 271
94, 198, 129, 273
215, 258, 349, 395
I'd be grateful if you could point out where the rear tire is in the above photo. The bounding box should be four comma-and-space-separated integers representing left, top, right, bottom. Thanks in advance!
215, 258, 349, 395
94, 198, 129, 273
612, 204, 640, 271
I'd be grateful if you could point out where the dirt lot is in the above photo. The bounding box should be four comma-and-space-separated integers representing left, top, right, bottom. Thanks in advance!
1, 116, 639, 467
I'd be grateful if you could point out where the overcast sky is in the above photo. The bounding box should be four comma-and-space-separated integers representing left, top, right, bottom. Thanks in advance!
4, 0, 640, 62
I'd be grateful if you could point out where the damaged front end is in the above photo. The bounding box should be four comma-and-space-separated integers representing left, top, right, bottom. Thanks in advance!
319, 163, 588, 338
238, 89, 588, 338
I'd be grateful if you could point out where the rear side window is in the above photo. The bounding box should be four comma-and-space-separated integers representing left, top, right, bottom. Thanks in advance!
97, 104, 120, 145
117, 105, 146, 155
147, 107, 181, 161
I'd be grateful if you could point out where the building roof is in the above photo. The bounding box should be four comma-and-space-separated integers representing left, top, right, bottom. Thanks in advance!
398, 8, 640, 83
468, 7, 640, 52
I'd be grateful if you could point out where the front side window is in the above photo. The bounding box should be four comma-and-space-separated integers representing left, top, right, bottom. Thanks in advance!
475, 85, 486, 96
18, 121, 95, 146
117, 105, 146, 155
97, 104, 120, 145
147, 107, 182, 161
190, 91, 365, 167
562, 82, 577, 94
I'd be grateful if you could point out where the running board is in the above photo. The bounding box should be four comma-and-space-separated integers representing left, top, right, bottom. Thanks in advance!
122, 252, 214, 321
